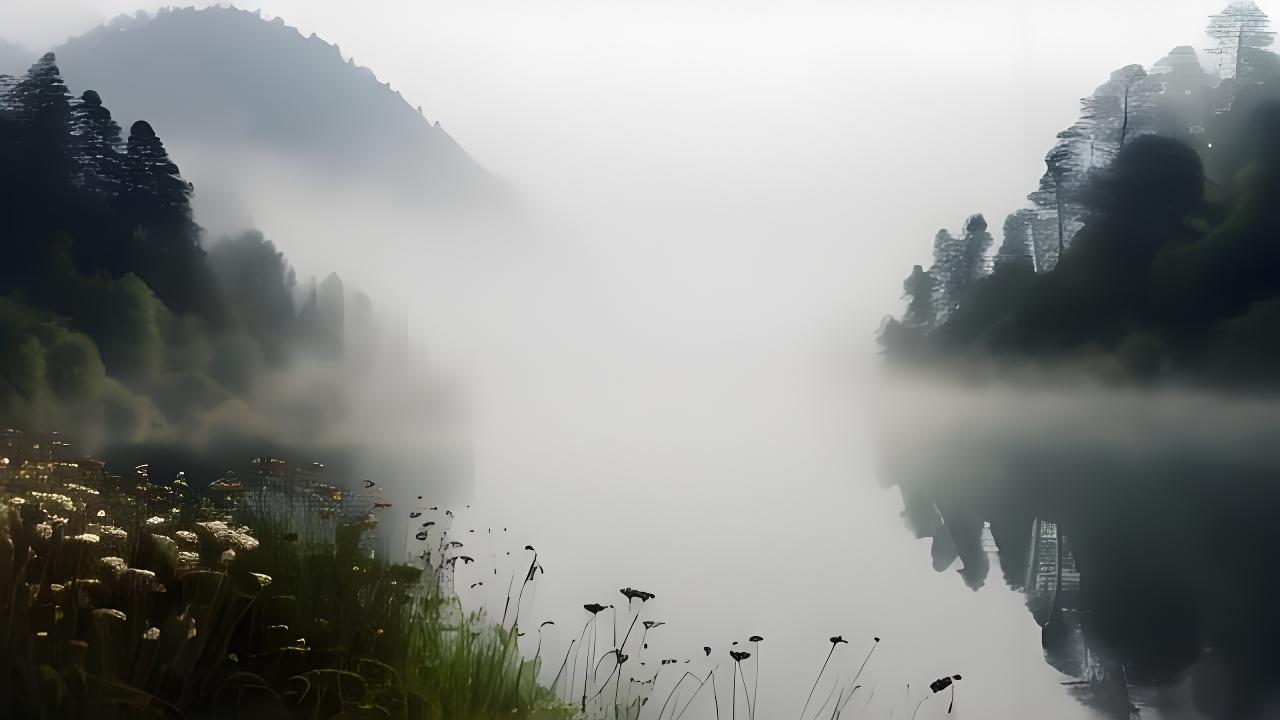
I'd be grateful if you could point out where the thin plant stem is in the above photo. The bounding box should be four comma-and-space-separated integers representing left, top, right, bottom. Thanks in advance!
800, 644, 838, 720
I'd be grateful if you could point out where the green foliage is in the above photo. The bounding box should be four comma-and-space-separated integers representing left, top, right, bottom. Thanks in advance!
0, 54, 389, 453
886, 44, 1280, 391
0, 482, 574, 720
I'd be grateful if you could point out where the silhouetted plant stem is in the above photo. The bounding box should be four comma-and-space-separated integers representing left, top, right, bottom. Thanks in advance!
852, 687, 876, 720
656, 671, 698, 720
801, 643, 839, 720
736, 659, 754, 720
551, 639, 575, 697
835, 641, 879, 716
812, 680, 840, 720
501, 571, 516, 626
909, 693, 930, 720
512, 550, 537, 628
711, 667, 722, 720
751, 642, 760, 720
673, 667, 718, 720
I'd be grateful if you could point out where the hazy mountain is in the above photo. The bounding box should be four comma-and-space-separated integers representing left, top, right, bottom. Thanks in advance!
51, 7, 496, 211
0, 39, 32, 76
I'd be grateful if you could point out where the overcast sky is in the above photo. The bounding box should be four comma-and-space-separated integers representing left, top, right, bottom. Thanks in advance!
4, 2, 1229, 271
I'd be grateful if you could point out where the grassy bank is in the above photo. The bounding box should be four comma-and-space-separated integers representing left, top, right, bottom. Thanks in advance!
0, 475, 574, 719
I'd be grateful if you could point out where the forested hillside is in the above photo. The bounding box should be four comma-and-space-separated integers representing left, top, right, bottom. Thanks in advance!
883, 3, 1280, 391
0, 52, 423, 453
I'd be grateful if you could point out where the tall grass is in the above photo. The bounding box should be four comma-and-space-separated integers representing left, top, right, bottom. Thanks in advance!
0, 475, 575, 720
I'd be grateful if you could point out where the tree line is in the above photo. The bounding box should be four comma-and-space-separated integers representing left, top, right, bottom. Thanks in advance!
0, 53, 374, 448
882, 3, 1280, 390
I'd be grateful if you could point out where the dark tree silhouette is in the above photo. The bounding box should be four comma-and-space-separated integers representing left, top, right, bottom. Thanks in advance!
902, 265, 937, 330
70, 89, 124, 197
929, 228, 964, 320
124, 119, 193, 214
959, 214, 993, 287
996, 210, 1035, 272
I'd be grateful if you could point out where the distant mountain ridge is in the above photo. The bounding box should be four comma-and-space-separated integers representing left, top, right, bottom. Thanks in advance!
49, 6, 495, 208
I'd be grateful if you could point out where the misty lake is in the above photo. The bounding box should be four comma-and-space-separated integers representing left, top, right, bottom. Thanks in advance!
434, 338, 1145, 720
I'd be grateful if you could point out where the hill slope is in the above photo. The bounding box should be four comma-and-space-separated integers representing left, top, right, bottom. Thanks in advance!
52, 6, 494, 209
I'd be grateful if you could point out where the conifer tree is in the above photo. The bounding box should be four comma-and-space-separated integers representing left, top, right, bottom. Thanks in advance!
930, 228, 965, 320
11, 53, 73, 189
124, 120, 193, 214
70, 90, 124, 196
996, 210, 1036, 271
1207, 0, 1275, 81
902, 264, 937, 329
960, 213, 994, 286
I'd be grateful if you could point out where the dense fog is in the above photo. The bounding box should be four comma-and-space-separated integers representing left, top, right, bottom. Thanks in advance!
4, 2, 1275, 718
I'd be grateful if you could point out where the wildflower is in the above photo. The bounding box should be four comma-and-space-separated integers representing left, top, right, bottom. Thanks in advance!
704, 646, 711, 656
143, 627, 160, 640
363, 480, 375, 488
643, 621, 665, 630
410, 512, 422, 518
829, 635, 847, 645
749, 635, 764, 642
620, 587, 655, 602
584, 603, 607, 615
730, 651, 751, 662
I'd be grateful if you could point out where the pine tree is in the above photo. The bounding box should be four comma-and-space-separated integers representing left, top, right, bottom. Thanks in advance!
960, 213, 994, 286
12, 53, 72, 128
10, 53, 73, 189
902, 264, 937, 330
0, 74, 15, 111
70, 90, 124, 196
1028, 64, 1164, 270
1207, 0, 1275, 81
930, 228, 965, 320
124, 120, 193, 215
996, 210, 1036, 271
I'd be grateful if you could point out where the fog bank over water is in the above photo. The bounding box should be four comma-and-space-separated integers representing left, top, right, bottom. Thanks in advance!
8, 1, 1260, 716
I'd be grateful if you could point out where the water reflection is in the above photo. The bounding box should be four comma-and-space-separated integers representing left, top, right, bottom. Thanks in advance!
883, 380, 1280, 719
